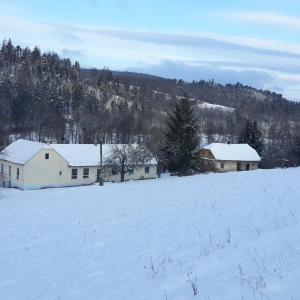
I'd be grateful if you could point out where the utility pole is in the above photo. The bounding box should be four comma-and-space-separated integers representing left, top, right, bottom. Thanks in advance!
99, 140, 103, 186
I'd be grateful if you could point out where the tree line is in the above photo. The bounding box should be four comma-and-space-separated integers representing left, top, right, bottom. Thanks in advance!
0, 39, 299, 165
159, 97, 300, 175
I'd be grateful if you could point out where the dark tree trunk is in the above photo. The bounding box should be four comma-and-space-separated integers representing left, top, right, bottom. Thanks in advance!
120, 162, 126, 182
120, 171, 125, 182
157, 164, 162, 178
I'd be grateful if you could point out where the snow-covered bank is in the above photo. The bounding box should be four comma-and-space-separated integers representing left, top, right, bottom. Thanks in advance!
1, 168, 300, 300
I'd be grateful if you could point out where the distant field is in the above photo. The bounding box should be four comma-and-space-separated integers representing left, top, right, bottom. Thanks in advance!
1, 168, 300, 300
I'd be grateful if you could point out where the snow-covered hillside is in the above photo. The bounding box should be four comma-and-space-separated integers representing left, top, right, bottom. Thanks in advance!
1, 169, 300, 300
197, 101, 235, 112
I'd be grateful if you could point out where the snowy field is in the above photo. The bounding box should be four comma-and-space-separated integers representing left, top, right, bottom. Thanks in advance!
1, 168, 300, 300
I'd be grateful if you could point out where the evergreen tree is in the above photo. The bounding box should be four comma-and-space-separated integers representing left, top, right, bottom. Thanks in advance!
239, 120, 264, 155
165, 96, 199, 173
291, 127, 300, 165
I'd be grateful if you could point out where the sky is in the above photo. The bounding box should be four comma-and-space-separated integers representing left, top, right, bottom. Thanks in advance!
1, 0, 300, 101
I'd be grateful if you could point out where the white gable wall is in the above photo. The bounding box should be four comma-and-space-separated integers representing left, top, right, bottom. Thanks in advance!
23, 148, 97, 189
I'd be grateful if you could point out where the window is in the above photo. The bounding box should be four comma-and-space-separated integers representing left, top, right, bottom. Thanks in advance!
83, 168, 89, 179
59, 171, 62, 176
0, 163, 3, 174
45, 153, 49, 160
145, 166, 150, 174
16, 168, 19, 180
128, 168, 134, 175
221, 162, 224, 169
9, 166, 11, 177
71, 168, 78, 179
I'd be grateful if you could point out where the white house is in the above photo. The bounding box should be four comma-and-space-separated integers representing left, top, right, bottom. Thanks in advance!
0, 139, 157, 190
197, 143, 261, 172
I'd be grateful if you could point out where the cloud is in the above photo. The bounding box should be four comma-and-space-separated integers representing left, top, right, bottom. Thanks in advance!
130, 60, 275, 88
61, 49, 84, 60
1, 5, 300, 101
58, 32, 83, 44
54, 25, 300, 59
2, 9, 300, 62
129, 60, 300, 101
220, 11, 300, 31
187, 59, 300, 75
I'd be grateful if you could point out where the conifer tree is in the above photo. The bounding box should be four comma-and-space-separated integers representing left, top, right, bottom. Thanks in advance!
239, 120, 264, 155
292, 128, 300, 165
165, 96, 199, 173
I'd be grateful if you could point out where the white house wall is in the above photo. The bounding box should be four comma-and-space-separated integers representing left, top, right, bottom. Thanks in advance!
23, 149, 97, 189
216, 161, 238, 172
216, 161, 259, 172
2, 148, 157, 189
0, 160, 24, 189
104, 165, 157, 182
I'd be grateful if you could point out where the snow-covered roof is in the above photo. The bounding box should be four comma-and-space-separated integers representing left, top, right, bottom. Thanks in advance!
52, 144, 157, 166
202, 143, 261, 162
51, 144, 112, 166
1, 139, 47, 164
0, 139, 157, 166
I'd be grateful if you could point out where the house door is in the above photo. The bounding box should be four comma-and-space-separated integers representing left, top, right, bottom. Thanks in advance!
237, 162, 242, 171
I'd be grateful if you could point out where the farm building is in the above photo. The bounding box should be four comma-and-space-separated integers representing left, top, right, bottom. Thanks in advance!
197, 143, 261, 173
0, 139, 157, 190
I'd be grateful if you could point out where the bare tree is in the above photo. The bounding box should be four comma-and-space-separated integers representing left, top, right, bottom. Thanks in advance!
105, 144, 153, 182
0, 126, 8, 152
145, 130, 167, 178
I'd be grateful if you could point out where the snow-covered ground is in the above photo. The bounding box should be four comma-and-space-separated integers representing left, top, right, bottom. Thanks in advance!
1, 168, 300, 300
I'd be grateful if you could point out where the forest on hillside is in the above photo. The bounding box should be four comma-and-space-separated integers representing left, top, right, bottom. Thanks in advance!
0, 39, 300, 162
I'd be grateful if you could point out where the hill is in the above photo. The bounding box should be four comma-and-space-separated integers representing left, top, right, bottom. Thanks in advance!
1, 168, 300, 299
1, 39, 300, 160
